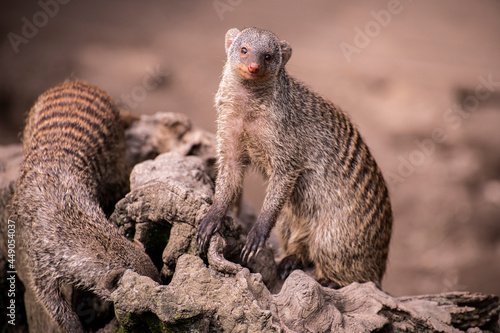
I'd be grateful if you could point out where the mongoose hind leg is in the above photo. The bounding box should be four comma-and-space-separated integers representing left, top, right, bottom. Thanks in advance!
275, 207, 311, 280
317, 278, 342, 289
277, 254, 303, 280
33, 278, 85, 333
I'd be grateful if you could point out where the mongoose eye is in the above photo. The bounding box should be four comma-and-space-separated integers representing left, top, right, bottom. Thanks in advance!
264, 54, 272, 61
241, 47, 248, 55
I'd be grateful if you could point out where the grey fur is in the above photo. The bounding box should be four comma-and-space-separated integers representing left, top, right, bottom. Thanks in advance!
9, 81, 160, 333
198, 27, 392, 288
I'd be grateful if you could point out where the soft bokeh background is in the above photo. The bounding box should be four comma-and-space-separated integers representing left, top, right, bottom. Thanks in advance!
1, 0, 499, 296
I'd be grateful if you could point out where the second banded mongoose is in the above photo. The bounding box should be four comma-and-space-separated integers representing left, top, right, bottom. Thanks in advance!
197, 27, 393, 288
9, 81, 161, 333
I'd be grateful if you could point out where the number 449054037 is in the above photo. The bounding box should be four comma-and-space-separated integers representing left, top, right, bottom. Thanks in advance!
7, 219, 16, 269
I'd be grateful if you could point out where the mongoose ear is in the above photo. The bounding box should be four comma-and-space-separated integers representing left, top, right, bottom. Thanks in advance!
280, 40, 292, 66
225, 28, 241, 54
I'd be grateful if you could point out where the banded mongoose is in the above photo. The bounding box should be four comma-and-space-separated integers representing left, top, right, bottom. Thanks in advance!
197, 27, 393, 288
9, 81, 161, 333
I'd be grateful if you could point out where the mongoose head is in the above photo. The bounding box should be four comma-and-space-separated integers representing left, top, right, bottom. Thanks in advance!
100, 239, 162, 292
225, 27, 292, 82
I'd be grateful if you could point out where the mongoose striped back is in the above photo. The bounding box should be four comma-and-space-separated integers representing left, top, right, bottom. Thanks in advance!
20, 80, 129, 211
10, 81, 160, 333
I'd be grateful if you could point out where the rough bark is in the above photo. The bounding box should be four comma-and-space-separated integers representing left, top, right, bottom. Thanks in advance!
125, 111, 216, 179
111, 256, 500, 333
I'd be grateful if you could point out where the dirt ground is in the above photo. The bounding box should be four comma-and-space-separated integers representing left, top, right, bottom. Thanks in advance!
1, 0, 499, 297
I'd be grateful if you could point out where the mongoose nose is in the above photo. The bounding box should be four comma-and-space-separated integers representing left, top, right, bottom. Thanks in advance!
248, 63, 260, 73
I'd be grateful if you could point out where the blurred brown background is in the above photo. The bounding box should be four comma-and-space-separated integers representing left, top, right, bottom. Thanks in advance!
1, 0, 499, 297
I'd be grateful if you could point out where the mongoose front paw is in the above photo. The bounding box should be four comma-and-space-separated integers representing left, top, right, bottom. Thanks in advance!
197, 213, 221, 254
278, 254, 303, 280
241, 228, 266, 264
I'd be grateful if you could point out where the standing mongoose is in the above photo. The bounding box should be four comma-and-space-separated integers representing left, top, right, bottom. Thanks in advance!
197, 27, 393, 288
9, 81, 161, 333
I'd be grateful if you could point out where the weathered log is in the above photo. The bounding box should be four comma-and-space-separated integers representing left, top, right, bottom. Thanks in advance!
108, 148, 499, 332
110, 255, 499, 332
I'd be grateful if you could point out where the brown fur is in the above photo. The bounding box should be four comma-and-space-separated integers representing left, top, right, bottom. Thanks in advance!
9, 81, 160, 333
198, 28, 392, 288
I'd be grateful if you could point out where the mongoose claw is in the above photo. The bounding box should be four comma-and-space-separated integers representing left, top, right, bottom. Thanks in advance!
197, 213, 221, 254
241, 228, 265, 264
